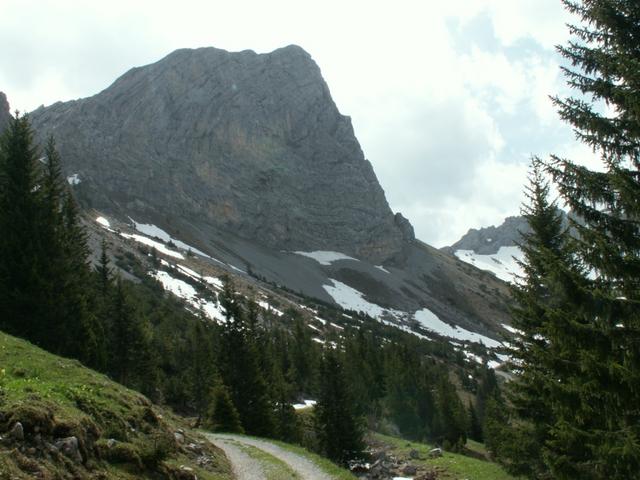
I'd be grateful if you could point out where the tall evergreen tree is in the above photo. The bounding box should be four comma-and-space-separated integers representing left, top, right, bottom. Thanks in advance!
217, 279, 276, 437
503, 2, 640, 478
315, 348, 364, 466
544, 2, 640, 478
496, 160, 575, 477
0, 115, 46, 340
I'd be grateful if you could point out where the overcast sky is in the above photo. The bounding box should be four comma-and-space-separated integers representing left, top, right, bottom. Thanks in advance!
1, 0, 596, 247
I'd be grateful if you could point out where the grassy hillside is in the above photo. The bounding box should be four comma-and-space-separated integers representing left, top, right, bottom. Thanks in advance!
0, 331, 232, 479
370, 432, 521, 480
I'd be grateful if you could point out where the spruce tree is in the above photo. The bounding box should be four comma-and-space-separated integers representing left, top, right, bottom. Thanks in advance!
0, 114, 46, 340
541, 2, 640, 478
315, 348, 364, 466
217, 280, 276, 437
503, 2, 640, 477
206, 381, 244, 433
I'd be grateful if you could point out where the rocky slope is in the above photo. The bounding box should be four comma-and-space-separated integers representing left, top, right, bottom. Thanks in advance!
0, 92, 11, 132
446, 216, 529, 256
29, 46, 512, 341
30, 46, 411, 265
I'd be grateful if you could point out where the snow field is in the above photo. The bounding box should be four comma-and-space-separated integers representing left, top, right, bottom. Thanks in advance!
454, 246, 524, 283
293, 250, 359, 265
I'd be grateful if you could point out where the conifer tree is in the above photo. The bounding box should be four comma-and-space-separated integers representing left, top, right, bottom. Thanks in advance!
0, 114, 46, 340
206, 381, 244, 433
217, 279, 276, 437
545, 2, 640, 477
505, 2, 640, 477
315, 348, 364, 466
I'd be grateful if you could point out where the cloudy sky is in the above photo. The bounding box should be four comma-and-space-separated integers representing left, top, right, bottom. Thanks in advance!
1, 0, 596, 247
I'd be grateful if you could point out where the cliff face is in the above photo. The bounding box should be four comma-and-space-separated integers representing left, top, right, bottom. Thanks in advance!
29, 46, 413, 263
0, 92, 11, 133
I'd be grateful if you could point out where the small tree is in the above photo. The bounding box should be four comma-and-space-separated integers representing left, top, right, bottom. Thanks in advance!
206, 381, 244, 433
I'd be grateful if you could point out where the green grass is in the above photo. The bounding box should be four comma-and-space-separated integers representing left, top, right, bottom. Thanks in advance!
373, 433, 521, 480
0, 331, 232, 479
233, 441, 302, 479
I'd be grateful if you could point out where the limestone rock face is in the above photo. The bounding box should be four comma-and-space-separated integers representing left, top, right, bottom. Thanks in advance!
446, 216, 530, 255
29, 46, 413, 263
0, 92, 11, 133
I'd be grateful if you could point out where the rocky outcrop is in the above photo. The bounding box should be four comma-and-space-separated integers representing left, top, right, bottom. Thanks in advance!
445, 216, 530, 255
0, 92, 11, 133
29, 46, 413, 263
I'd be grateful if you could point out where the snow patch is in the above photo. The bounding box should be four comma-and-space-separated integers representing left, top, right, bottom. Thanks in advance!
502, 323, 523, 335
130, 219, 212, 258
414, 308, 501, 348
121, 233, 185, 259
293, 400, 317, 410
257, 300, 284, 317
323, 279, 400, 318
374, 265, 390, 274
454, 246, 524, 283
67, 174, 80, 185
293, 250, 358, 266
96, 216, 110, 228
151, 270, 227, 323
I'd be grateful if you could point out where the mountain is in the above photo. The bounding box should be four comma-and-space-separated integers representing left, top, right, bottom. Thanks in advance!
447, 216, 529, 255
444, 211, 574, 283
30, 45, 411, 264
29, 46, 512, 342
0, 92, 11, 132
443, 216, 527, 283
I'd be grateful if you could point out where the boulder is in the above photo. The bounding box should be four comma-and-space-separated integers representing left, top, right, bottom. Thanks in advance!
54, 436, 83, 463
428, 447, 443, 458
10, 422, 24, 441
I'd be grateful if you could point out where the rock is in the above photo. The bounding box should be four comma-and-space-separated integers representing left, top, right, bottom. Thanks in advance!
29, 46, 413, 265
106, 438, 117, 448
10, 422, 24, 440
428, 447, 443, 458
416, 472, 438, 480
0, 92, 11, 133
174, 431, 185, 444
54, 436, 82, 463
402, 464, 418, 475
409, 448, 421, 459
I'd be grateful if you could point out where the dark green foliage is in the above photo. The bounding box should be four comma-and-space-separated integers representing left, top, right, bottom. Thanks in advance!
315, 348, 364, 466
498, 2, 640, 478
467, 401, 482, 443
432, 372, 468, 451
206, 382, 244, 433
217, 279, 276, 437
0, 118, 489, 465
0, 115, 48, 342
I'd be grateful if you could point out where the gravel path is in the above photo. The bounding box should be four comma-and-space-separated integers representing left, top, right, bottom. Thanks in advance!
205, 433, 335, 480
208, 435, 266, 480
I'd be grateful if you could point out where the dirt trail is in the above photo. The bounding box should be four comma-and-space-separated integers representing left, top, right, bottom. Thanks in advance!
205, 433, 336, 480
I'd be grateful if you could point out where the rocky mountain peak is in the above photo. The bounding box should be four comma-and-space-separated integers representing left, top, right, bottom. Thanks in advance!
30, 46, 413, 264
446, 216, 529, 255
0, 92, 11, 133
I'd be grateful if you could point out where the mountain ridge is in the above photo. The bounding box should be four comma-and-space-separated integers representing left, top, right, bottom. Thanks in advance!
30, 45, 412, 265
28, 45, 511, 340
